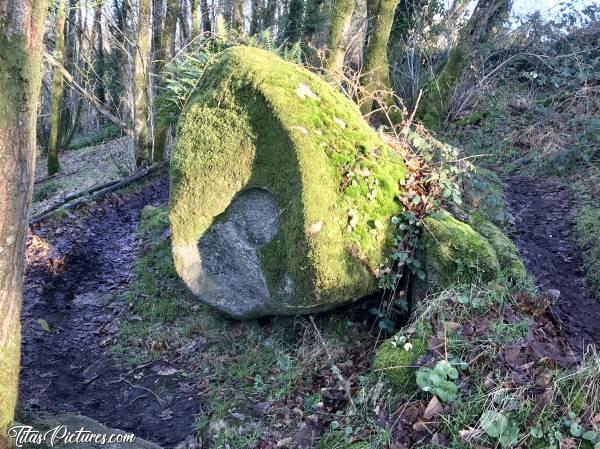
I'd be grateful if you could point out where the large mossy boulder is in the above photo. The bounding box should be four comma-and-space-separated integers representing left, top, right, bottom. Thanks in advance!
169, 47, 407, 318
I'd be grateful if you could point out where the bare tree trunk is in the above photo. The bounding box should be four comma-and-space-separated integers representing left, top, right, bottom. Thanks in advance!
179, 1, 191, 43
201, 0, 212, 33
325, 0, 356, 73
135, 0, 153, 167
152, 0, 165, 61
191, 0, 200, 37
153, 0, 180, 162
231, 0, 244, 33
420, 0, 512, 128
0, 0, 48, 442
262, 0, 276, 30
48, 0, 69, 176
93, 0, 107, 123
249, 0, 262, 35
360, 0, 398, 117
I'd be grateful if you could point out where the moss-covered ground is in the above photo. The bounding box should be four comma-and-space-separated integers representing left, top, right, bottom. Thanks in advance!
112, 201, 600, 449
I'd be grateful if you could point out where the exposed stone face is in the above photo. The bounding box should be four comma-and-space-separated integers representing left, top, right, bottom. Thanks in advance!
197, 189, 280, 318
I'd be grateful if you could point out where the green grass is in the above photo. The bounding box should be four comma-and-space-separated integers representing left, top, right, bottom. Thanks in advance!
68, 125, 122, 150
576, 206, 600, 295
490, 319, 530, 344
32, 181, 59, 203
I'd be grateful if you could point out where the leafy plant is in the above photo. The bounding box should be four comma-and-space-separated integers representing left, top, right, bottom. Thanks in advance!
480, 410, 520, 448
416, 360, 460, 403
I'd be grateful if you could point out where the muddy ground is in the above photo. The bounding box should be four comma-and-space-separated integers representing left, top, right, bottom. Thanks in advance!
505, 176, 600, 351
21, 177, 201, 448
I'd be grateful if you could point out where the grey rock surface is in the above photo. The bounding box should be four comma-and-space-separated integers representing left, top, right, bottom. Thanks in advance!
197, 188, 280, 318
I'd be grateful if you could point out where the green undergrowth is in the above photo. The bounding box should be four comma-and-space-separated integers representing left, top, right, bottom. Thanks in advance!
576, 206, 600, 295
323, 276, 600, 449
114, 205, 380, 443
68, 125, 122, 150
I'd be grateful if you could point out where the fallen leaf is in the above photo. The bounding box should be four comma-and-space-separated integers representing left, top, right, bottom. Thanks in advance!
153, 365, 178, 376
424, 396, 443, 420
309, 222, 324, 234
38, 319, 50, 332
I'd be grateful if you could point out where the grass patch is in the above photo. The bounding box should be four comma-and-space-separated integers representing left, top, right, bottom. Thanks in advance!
32, 181, 60, 203
576, 206, 600, 295
68, 125, 122, 150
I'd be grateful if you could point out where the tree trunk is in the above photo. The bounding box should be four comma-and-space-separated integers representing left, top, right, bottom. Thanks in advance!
249, 0, 261, 35
93, 0, 106, 123
420, 0, 512, 128
191, 0, 200, 37
262, 0, 276, 30
135, 0, 152, 167
231, 0, 244, 33
48, 0, 68, 176
152, 0, 165, 61
0, 0, 48, 442
201, 0, 211, 33
360, 0, 398, 116
153, 0, 180, 162
283, 0, 303, 42
325, 0, 356, 73
179, 2, 191, 43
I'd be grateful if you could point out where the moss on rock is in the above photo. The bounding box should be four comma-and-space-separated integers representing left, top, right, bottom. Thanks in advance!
372, 335, 427, 391
463, 168, 508, 228
169, 47, 407, 318
470, 214, 526, 281
421, 212, 501, 287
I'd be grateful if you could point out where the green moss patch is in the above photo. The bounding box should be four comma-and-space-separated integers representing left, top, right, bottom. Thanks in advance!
421, 212, 501, 287
170, 46, 407, 317
372, 335, 427, 391
470, 215, 526, 281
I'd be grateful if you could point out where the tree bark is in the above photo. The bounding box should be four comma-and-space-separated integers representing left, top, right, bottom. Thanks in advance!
420, 0, 512, 128
48, 0, 68, 176
0, 0, 48, 442
325, 0, 356, 73
283, 0, 303, 42
249, 0, 261, 35
261, 0, 276, 30
231, 0, 244, 33
191, 0, 200, 37
201, 0, 211, 33
360, 0, 398, 116
135, 0, 153, 167
93, 0, 107, 122
152, 0, 180, 162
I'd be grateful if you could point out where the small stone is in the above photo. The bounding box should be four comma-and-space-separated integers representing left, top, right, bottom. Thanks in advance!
423, 396, 443, 420
547, 289, 561, 301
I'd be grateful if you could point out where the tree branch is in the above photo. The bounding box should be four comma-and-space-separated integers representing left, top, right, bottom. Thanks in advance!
44, 51, 135, 137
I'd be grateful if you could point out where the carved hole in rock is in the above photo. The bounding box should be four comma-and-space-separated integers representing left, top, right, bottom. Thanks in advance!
197, 188, 280, 317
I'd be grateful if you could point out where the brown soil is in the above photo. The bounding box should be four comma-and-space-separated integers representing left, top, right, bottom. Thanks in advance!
505, 176, 600, 351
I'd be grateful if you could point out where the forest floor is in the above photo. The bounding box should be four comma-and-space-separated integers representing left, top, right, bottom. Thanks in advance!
32, 136, 135, 216
18, 81, 600, 448
504, 176, 600, 350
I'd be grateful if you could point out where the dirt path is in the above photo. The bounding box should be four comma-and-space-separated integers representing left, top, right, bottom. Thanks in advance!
21, 177, 201, 448
504, 177, 600, 351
